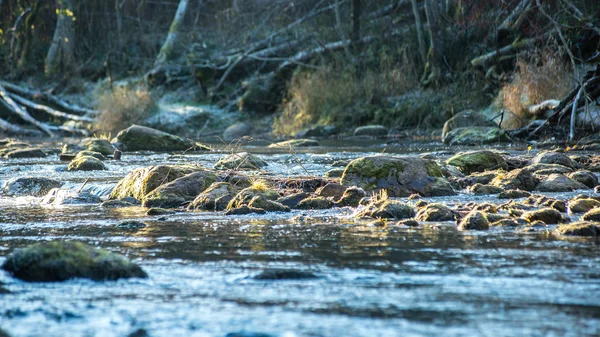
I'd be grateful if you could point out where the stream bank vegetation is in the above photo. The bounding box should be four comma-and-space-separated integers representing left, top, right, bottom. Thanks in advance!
0, 0, 599, 142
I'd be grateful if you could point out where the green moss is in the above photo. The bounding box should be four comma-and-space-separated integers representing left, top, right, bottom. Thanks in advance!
67, 156, 107, 171
424, 161, 443, 178
343, 158, 405, 181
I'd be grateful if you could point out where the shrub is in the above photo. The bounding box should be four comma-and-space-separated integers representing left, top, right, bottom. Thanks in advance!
94, 85, 157, 134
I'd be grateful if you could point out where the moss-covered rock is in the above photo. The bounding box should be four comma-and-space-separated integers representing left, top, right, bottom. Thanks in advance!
415, 203, 455, 221
316, 183, 347, 199
142, 171, 218, 208
296, 197, 333, 210
248, 195, 290, 212
531, 151, 575, 168
353, 125, 388, 137
110, 164, 201, 201
468, 183, 504, 195
268, 139, 320, 148
582, 208, 600, 221
457, 211, 490, 230
568, 170, 598, 188
75, 150, 105, 160
112, 125, 209, 152
86, 138, 115, 156
341, 155, 454, 197
441, 110, 497, 142
490, 168, 538, 191
527, 163, 574, 174
4, 148, 47, 158
356, 199, 415, 219
214, 152, 267, 170
522, 208, 563, 224
465, 171, 500, 185
67, 156, 107, 171
568, 198, 600, 213
497, 189, 531, 199
535, 173, 588, 192
337, 186, 367, 207
443, 126, 509, 146
554, 222, 600, 237
146, 208, 175, 216
227, 185, 280, 210
188, 182, 236, 211
490, 218, 528, 227
61, 143, 85, 155
224, 205, 266, 215
446, 150, 507, 174
2, 177, 62, 197
100, 199, 135, 208
1, 241, 147, 282
324, 168, 345, 178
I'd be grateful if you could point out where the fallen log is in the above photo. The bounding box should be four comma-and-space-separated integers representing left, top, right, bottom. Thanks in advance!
0, 116, 42, 136
0, 84, 54, 137
8, 93, 94, 123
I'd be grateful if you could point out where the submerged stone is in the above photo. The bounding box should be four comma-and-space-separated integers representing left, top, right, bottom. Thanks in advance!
268, 139, 320, 148
41, 188, 101, 205
457, 211, 490, 230
522, 208, 564, 224
112, 125, 209, 152
2, 177, 62, 197
446, 150, 507, 175
116, 220, 147, 229
101, 199, 135, 208
341, 155, 454, 197
253, 269, 317, 280
224, 206, 266, 215
1, 242, 147, 282
554, 222, 600, 237
415, 203, 455, 222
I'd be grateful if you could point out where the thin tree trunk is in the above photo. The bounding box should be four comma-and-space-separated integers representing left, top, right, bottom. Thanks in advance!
422, 0, 444, 86
17, 0, 40, 70
351, 0, 361, 43
45, 0, 75, 76
153, 0, 189, 69
410, 0, 427, 66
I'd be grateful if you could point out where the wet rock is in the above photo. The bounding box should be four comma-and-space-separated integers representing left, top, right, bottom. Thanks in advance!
188, 182, 236, 211
315, 183, 347, 199
227, 185, 280, 210
214, 152, 267, 170
465, 171, 500, 185
457, 211, 490, 230
446, 150, 507, 175
497, 189, 531, 199
101, 199, 134, 208
550, 200, 567, 213
116, 220, 147, 229
531, 151, 575, 168
61, 143, 85, 155
491, 168, 538, 191
414, 200, 428, 208
226, 333, 274, 337
4, 148, 47, 158
248, 195, 290, 212
527, 163, 574, 174
332, 160, 350, 167
324, 168, 345, 178
441, 110, 496, 143
67, 156, 107, 171
1, 241, 147, 282
143, 171, 218, 208
582, 207, 600, 222
354, 125, 388, 137
112, 125, 209, 152
535, 173, 588, 192
443, 126, 509, 145
110, 165, 201, 201
356, 199, 415, 219
2, 177, 62, 197
228, 175, 253, 189
490, 218, 528, 227
568, 170, 598, 188
295, 125, 337, 138
554, 222, 600, 237
341, 155, 454, 197
253, 269, 317, 280
522, 208, 563, 224
146, 208, 175, 215
468, 183, 503, 195
568, 198, 600, 213
127, 328, 150, 337
223, 122, 252, 141
472, 202, 498, 213
41, 188, 101, 205
415, 203, 455, 222
268, 139, 320, 148
75, 150, 105, 160
225, 206, 266, 215
485, 213, 507, 223
276, 192, 311, 209
296, 197, 333, 210
398, 219, 420, 227
86, 139, 115, 156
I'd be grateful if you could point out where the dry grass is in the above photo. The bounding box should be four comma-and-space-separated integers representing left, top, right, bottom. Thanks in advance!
94, 85, 157, 134
503, 50, 575, 119
273, 46, 418, 135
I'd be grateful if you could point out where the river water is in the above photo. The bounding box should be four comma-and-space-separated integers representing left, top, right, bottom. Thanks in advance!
0, 140, 599, 337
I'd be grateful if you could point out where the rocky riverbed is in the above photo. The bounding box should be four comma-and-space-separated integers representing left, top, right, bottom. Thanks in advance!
0, 126, 599, 337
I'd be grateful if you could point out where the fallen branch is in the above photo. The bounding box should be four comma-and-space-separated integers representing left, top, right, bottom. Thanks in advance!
0, 84, 54, 137
471, 37, 537, 68
8, 93, 94, 123
0, 116, 42, 136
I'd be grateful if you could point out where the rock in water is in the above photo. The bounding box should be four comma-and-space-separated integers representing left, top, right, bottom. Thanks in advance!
67, 156, 107, 171
41, 188, 101, 205
1, 242, 147, 282
446, 150, 507, 174
86, 138, 115, 156
4, 148, 47, 158
110, 165, 202, 201
441, 110, 496, 142
188, 182, 236, 211
443, 126, 509, 145
554, 222, 600, 237
341, 155, 455, 197
353, 125, 388, 137
531, 151, 575, 168
142, 171, 218, 208
458, 211, 490, 230
535, 173, 588, 192
2, 177, 62, 197
223, 122, 252, 141
112, 125, 209, 152
214, 152, 268, 170
268, 139, 320, 148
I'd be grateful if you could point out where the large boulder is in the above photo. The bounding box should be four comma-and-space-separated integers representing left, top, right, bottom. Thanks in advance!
112, 125, 209, 152
341, 155, 454, 197
441, 110, 496, 142
214, 152, 267, 170
535, 173, 588, 192
1, 241, 147, 282
2, 177, 62, 197
443, 126, 509, 145
109, 164, 201, 201
142, 171, 218, 208
490, 168, 538, 191
446, 151, 507, 175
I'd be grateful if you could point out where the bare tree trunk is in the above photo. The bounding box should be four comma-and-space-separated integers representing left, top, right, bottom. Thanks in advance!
410, 0, 427, 66
153, 0, 189, 69
422, 0, 444, 87
17, 0, 40, 70
45, 0, 76, 76
351, 0, 361, 43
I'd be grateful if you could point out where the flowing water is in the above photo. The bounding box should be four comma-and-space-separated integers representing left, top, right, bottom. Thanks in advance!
0, 140, 599, 337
